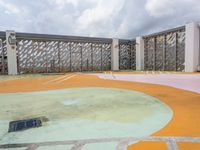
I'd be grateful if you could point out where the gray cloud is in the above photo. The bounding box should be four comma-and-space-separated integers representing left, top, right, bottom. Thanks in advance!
0, 0, 200, 39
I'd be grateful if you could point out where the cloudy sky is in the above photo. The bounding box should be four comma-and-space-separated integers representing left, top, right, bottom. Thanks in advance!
0, 0, 200, 39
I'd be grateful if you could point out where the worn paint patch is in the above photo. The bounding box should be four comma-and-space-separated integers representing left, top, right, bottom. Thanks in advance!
62, 99, 80, 106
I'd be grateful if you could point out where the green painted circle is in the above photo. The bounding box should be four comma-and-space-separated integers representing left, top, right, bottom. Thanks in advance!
0, 87, 173, 149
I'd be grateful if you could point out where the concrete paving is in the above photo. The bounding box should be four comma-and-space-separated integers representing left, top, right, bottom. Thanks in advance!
0, 88, 172, 150
0, 74, 200, 150
1, 136, 200, 150
97, 74, 200, 94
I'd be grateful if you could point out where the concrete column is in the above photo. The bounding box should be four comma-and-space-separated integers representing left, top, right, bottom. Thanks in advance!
136, 37, 144, 71
185, 22, 200, 72
6, 30, 18, 75
111, 38, 119, 71
199, 23, 200, 72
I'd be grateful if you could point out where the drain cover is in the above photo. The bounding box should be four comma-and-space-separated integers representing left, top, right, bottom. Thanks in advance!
8, 118, 42, 132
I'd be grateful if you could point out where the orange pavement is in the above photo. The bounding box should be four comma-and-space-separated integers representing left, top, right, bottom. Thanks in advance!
0, 74, 200, 150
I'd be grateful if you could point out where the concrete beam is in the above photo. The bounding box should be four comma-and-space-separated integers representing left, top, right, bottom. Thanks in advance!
136, 37, 144, 71
185, 22, 200, 72
111, 39, 119, 71
6, 30, 18, 75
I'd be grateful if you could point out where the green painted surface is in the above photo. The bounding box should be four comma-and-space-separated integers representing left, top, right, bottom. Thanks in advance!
0, 87, 173, 150
0, 74, 60, 81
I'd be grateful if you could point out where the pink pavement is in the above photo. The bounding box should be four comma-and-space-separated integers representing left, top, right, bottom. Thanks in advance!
97, 74, 200, 94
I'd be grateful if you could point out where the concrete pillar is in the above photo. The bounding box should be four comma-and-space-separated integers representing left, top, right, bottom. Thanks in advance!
6, 30, 18, 75
185, 22, 200, 72
111, 38, 119, 71
136, 37, 144, 71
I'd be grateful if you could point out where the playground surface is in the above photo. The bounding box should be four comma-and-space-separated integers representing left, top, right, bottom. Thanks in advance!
0, 72, 200, 150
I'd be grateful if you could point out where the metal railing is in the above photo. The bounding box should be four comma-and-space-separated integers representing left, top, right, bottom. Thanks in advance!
0, 34, 7, 74
0, 25, 187, 74
119, 39, 136, 70
143, 26, 185, 71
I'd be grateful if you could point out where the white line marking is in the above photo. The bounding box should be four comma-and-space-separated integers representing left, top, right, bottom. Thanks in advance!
110, 72, 116, 79
167, 140, 179, 150
1, 136, 199, 149
56, 74, 77, 83
43, 74, 73, 85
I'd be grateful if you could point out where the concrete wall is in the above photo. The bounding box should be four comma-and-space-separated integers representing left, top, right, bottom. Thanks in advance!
111, 39, 119, 71
136, 37, 144, 71
199, 26, 200, 71
3, 22, 200, 74
185, 22, 200, 72
6, 30, 18, 75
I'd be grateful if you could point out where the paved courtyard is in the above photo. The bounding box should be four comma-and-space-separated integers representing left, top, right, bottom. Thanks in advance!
0, 72, 200, 150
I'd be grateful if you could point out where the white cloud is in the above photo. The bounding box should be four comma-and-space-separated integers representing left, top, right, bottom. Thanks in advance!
145, 0, 175, 17
0, 0, 200, 38
52, 0, 79, 8
48, 0, 95, 9
0, 0, 20, 14
75, 0, 125, 36
145, 0, 200, 18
